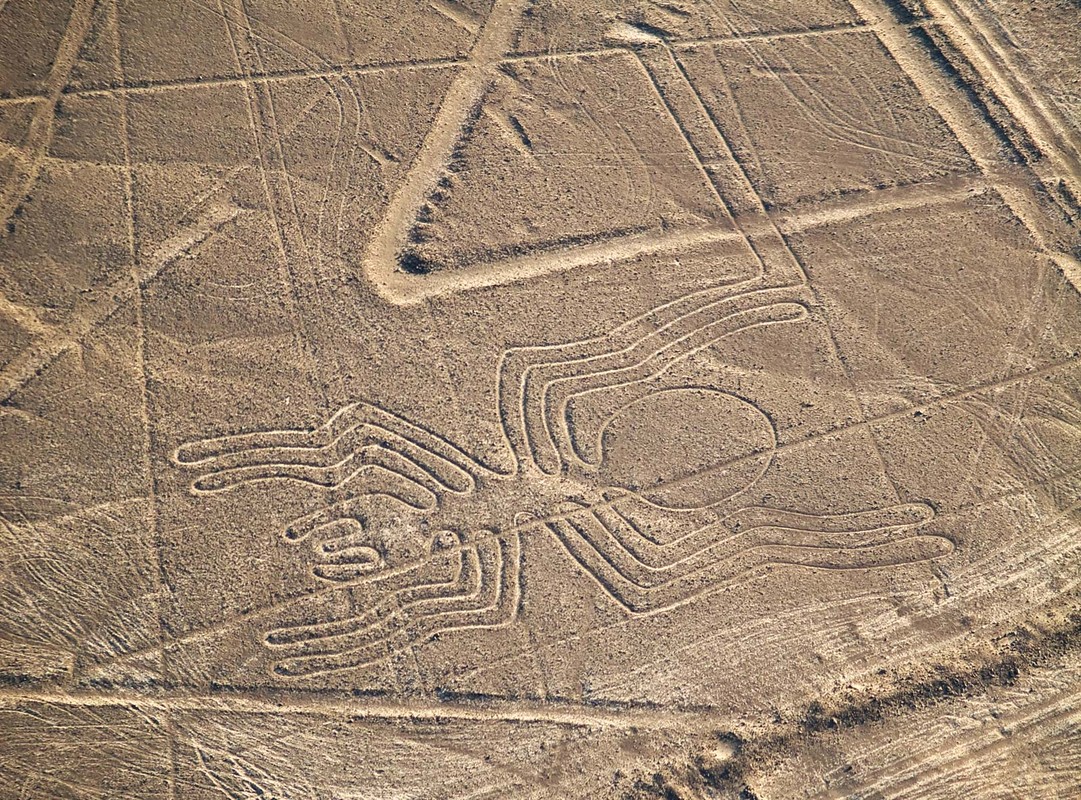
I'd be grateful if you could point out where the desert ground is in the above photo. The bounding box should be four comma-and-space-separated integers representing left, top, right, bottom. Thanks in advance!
1, 0, 1080, 798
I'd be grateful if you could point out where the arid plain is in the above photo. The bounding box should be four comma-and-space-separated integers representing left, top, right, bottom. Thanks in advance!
1, 0, 1080, 798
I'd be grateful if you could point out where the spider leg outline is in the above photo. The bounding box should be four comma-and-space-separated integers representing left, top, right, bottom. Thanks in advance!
497, 284, 809, 474
546, 498, 952, 614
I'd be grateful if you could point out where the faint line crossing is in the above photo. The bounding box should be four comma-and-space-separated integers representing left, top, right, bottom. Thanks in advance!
0, 203, 244, 404
0, 0, 96, 231
925, 0, 1081, 199
847, 0, 1081, 293
627, 29, 806, 286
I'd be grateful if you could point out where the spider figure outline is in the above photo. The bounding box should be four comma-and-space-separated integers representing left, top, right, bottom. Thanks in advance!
174, 283, 953, 678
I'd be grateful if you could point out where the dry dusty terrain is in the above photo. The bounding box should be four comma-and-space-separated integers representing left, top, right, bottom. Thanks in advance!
1, 1, 1080, 798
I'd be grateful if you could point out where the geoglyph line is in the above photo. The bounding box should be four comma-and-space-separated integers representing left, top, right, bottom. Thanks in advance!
924, 0, 1081, 200
847, 0, 1081, 293
0, 172, 982, 407
0, 203, 244, 404
0, 685, 720, 732
0, 23, 877, 107
363, 0, 531, 301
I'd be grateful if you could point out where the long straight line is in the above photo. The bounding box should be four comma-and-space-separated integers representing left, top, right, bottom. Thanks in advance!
925, 0, 1081, 198
847, 0, 1081, 290
0, 685, 721, 732
0, 22, 879, 106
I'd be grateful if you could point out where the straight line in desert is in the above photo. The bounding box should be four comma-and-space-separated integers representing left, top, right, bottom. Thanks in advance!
367, 3, 983, 304
55, 56, 463, 101
670, 21, 870, 48
924, 0, 1081, 199
363, 0, 531, 301
629, 40, 788, 283
0, 0, 95, 230
0, 203, 243, 404
0, 686, 721, 733
0, 73, 337, 405
377, 224, 750, 301
771, 173, 988, 233
807, 682, 1081, 800
361, 1, 844, 302
848, 0, 1081, 295
0, 171, 990, 400
379, 173, 988, 303
0, 22, 876, 107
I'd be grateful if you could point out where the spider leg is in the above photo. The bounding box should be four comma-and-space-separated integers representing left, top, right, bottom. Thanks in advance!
751, 535, 954, 571
723, 504, 936, 536
498, 286, 807, 474
187, 446, 442, 499
546, 500, 951, 614
174, 402, 498, 547
174, 401, 488, 495
497, 283, 766, 472
267, 530, 521, 678
265, 540, 478, 654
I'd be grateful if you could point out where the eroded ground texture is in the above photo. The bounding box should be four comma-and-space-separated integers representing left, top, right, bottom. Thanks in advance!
1, 1, 1080, 798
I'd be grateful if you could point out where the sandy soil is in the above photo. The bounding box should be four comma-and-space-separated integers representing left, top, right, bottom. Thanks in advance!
1, 1, 1079, 798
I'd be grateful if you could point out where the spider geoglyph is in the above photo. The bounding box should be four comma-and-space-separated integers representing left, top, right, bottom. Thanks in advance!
175, 283, 952, 678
